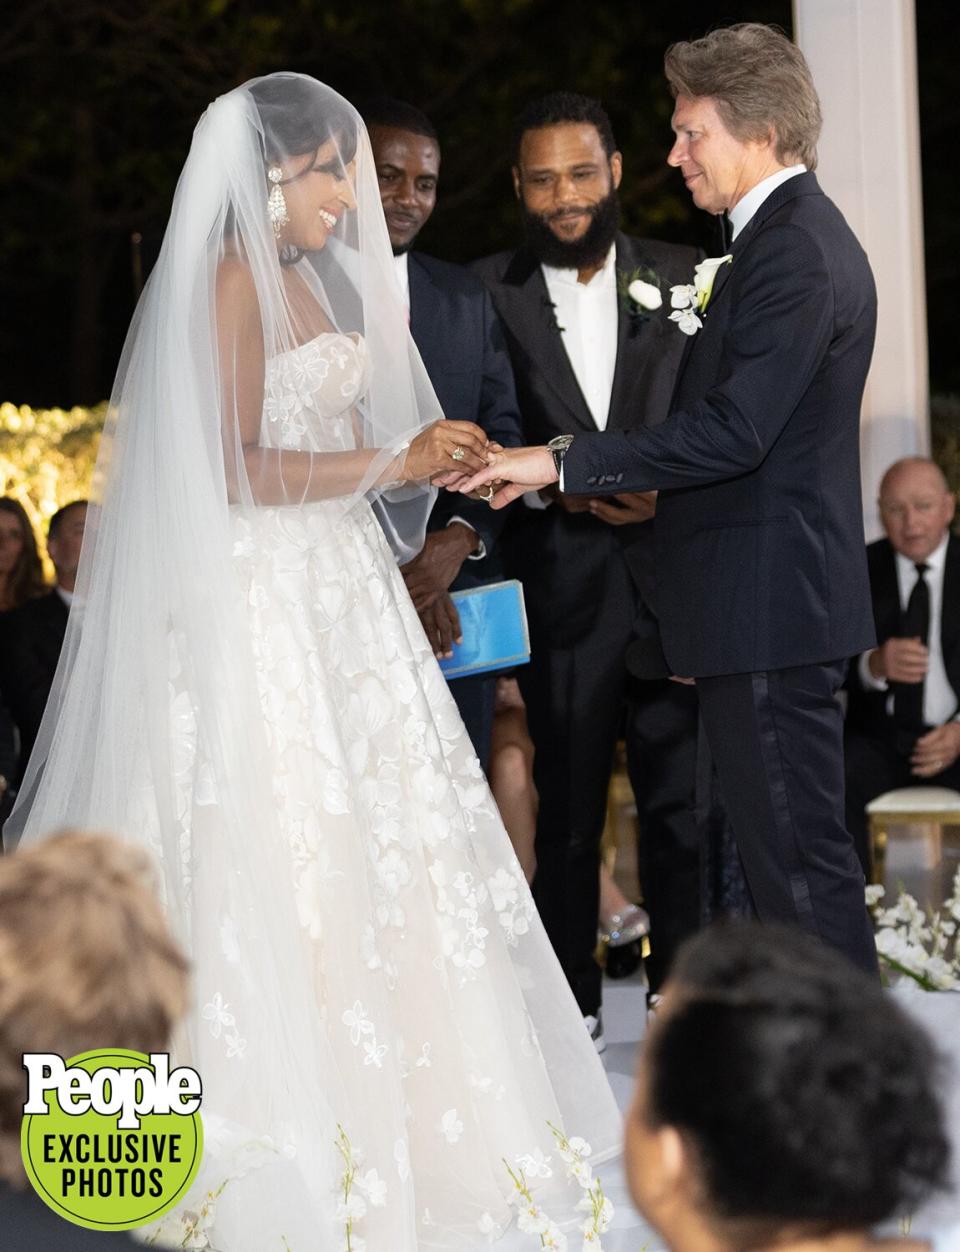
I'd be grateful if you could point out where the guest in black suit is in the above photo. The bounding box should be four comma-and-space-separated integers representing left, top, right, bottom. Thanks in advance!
846, 457, 960, 874
363, 100, 523, 770
459, 25, 879, 974
0, 497, 47, 832
474, 92, 701, 1027
0, 830, 188, 1249
0, 500, 86, 787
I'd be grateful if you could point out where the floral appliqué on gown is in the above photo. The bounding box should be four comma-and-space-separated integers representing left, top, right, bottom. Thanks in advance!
143, 333, 621, 1251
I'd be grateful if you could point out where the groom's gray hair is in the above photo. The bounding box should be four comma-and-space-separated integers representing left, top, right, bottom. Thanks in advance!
664, 23, 822, 171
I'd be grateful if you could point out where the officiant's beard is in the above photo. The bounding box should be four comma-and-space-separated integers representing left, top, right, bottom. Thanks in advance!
521, 190, 620, 270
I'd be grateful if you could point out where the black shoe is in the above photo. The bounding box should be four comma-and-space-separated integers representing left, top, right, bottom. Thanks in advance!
605, 939, 642, 979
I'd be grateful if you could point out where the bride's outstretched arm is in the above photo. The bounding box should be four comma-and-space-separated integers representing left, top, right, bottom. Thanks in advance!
215, 259, 488, 504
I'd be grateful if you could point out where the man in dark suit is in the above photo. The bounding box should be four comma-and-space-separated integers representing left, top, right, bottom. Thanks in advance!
846, 458, 960, 873
363, 100, 523, 771
473, 91, 702, 1029
0, 500, 86, 790
459, 25, 879, 973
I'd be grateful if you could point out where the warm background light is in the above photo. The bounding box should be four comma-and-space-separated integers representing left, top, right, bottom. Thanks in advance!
0, 402, 104, 576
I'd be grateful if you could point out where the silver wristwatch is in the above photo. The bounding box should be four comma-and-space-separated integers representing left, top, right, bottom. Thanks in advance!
548, 434, 575, 478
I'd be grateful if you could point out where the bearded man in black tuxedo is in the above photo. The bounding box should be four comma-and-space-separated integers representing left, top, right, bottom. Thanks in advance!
473, 92, 702, 1036
461, 25, 880, 976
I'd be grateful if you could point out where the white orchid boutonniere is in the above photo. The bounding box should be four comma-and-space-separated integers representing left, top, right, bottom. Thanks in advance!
618, 267, 663, 335
668, 253, 733, 336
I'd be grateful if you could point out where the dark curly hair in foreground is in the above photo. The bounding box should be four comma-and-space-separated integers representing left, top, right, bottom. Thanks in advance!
646, 924, 951, 1239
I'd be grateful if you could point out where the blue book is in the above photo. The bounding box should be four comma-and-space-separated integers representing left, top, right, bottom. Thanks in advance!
439, 579, 530, 680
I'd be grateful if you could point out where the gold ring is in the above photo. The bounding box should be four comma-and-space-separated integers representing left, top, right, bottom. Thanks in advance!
451, 446, 466, 462
480, 485, 495, 503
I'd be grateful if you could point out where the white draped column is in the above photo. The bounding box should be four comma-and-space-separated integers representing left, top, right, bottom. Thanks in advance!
793, 0, 928, 539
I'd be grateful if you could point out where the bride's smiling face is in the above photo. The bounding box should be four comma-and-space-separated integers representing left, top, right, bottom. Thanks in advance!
276, 137, 357, 252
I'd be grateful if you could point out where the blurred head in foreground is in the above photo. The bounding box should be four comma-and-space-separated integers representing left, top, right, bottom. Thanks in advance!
626, 923, 951, 1251
0, 831, 189, 1186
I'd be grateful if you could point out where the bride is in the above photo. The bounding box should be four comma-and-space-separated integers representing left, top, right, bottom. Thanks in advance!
9, 74, 621, 1248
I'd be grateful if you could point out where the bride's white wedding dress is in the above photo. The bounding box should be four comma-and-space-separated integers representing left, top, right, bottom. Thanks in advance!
140, 329, 621, 1249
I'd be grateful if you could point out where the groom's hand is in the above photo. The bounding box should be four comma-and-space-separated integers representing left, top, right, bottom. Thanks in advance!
453, 446, 557, 509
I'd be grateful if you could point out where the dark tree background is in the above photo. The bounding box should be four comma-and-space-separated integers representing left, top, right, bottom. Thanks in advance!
2, 0, 951, 406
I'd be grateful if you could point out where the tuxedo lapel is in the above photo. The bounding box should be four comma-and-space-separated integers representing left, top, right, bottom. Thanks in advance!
407, 253, 436, 349
701, 173, 823, 321
607, 235, 662, 431
495, 249, 596, 433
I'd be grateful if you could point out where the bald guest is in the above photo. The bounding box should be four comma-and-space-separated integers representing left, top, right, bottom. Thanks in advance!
845, 457, 960, 873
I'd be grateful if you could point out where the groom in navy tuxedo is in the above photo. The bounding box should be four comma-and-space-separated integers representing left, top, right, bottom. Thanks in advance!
364, 100, 523, 769
456, 24, 880, 973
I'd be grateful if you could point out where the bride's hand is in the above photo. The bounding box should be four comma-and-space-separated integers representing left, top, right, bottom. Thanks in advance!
402, 421, 489, 482
433, 442, 504, 492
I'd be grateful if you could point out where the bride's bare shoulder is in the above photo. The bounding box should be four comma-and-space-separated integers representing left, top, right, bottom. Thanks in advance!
216, 254, 256, 304
215, 254, 261, 336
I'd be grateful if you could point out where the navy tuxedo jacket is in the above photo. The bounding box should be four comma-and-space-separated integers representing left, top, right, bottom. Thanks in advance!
846, 534, 960, 732
407, 251, 523, 589
563, 174, 878, 676
473, 232, 699, 647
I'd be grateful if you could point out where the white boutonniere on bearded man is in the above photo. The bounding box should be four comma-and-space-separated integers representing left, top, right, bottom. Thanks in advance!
617, 268, 663, 336
668, 253, 733, 336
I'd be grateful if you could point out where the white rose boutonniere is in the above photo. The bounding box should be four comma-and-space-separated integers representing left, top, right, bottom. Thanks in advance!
626, 278, 663, 311
617, 266, 663, 336
668, 253, 733, 336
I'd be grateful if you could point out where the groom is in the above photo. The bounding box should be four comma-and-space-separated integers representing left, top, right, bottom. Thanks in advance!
458, 23, 880, 973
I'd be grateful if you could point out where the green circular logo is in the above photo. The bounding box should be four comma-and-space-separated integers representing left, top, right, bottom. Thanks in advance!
21, 1049, 203, 1231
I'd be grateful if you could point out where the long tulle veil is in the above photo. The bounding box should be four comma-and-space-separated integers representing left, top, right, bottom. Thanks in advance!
6, 73, 444, 1244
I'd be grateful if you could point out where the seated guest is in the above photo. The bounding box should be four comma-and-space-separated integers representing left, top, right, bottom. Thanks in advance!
0, 497, 45, 613
0, 500, 87, 786
363, 98, 523, 770
626, 923, 954, 1252
0, 497, 48, 831
488, 674, 538, 882
846, 458, 960, 874
0, 830, 190, 1247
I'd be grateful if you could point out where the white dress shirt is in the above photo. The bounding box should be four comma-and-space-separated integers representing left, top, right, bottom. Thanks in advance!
541, 244, 618, 431
728, 164, 807, 241
857, 534, 958, 725
393, 251, 411, 310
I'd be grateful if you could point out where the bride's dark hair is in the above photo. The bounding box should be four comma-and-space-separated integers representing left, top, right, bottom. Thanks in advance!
249, 74, 358, 166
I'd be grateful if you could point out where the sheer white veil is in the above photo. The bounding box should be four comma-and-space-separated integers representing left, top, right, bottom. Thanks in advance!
6, 73, 445, 1243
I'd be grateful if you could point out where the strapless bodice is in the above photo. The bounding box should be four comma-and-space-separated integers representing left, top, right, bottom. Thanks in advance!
261, 332, 368, 452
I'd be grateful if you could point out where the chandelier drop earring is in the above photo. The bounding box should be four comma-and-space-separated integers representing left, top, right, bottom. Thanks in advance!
266, 166, 289, 239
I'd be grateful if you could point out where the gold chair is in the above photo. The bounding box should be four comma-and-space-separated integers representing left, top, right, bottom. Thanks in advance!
866, 786, 960, 886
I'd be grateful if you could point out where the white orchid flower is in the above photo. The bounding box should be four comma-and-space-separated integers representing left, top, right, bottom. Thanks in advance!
669, 307, 703, 336
669, 283, 697, 310
628, 278, 663, 310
